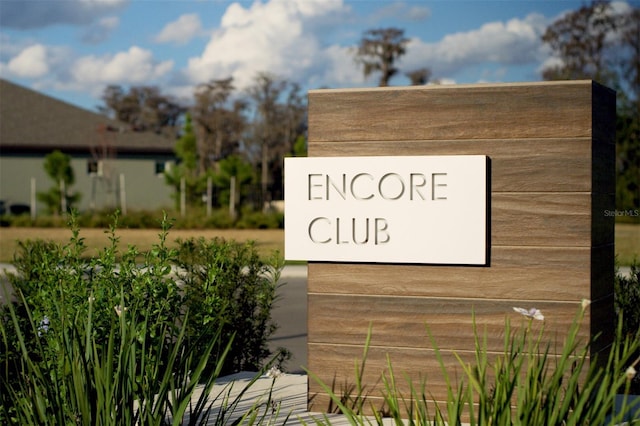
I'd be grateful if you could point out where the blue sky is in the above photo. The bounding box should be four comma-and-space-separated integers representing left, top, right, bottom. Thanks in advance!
0, 0, 633, 111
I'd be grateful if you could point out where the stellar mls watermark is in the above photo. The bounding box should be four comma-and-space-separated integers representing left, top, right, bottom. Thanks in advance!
603, 209, 639, 217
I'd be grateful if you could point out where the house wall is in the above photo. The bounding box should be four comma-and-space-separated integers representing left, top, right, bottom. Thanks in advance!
0, 155, 175, 213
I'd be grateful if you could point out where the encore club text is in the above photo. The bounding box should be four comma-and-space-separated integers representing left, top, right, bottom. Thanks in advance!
306, 172, 448, 245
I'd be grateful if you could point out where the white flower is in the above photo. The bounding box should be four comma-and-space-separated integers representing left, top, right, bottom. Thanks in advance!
88, 296, 96, 303
114, 305, 127, 317
38, 316, 50, 336
513, 307, 544, 321
266, 366, 282, 379
626, 366, 636, 380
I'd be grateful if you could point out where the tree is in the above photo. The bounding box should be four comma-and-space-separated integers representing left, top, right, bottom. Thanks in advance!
542, 1, 640, 213
355, 28, 409, 87
165, 113, 202, 209
100, 85, 184, 136
192, 78, 246, 173
37, 150, 80, 215
541, 1, 619, 82
618, 7, 639, 107
615, 7, 640, 212
406, 67, 431, 85
246, 72, 307, 205
211, 155, 256, 208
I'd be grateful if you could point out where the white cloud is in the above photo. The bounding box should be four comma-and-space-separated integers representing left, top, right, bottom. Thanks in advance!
7, 44, 49, 78
72, 46, 174, 85
155, 14, 204, 45
313, 44, 366, 88
186, 0, 352, 90
402, 12, 550, 81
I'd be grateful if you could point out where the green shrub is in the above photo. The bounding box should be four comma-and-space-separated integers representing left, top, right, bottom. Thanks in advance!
1, 213, 284, 424
172, 209, 236, 229
3, 206, 284, 229
174, 237, 284, 375
235, 210, 284, 229
616, 261, 640, 394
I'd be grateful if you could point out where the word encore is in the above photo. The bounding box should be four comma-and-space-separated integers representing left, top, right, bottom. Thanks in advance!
307, 172, 448, 202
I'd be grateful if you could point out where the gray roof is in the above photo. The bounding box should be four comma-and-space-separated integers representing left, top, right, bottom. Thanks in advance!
0, 79, 176, 156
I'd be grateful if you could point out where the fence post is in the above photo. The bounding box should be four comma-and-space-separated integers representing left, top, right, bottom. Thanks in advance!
229, 176, 236, 220
30, 177, 36, 220
207, 176, 212, 217
59, 179, 66, 214
119, 173, 127, 215
180, 176, 186, 218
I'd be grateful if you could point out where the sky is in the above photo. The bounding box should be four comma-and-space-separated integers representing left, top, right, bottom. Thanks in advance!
0, 0, 635, 112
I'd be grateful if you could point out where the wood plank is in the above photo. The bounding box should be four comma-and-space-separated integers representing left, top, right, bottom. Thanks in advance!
491, 193, 591, 246
307, 246, 593, 300
309, 138, 593, 193
309, 81, 594, 142
308, 297, 590, 352
307, 343, 476, 402
307, 340, 591, 407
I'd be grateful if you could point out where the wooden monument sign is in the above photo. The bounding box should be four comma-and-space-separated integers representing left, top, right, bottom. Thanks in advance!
285, 81, 615, 411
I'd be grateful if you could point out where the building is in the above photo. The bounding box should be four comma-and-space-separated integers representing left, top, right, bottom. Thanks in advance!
0, 79, 177, 214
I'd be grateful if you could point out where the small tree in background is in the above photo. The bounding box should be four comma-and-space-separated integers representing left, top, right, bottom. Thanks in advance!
212, 154, 256, 208
165, 113, 204, 210
406, 67, 432, 85
37, 150, 80, 215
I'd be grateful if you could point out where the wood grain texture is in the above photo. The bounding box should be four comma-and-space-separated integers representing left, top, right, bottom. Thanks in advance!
307, 343, 478, 400
308, 81, 595, 142
310, 138, 593, 192
491, 193, 591, 246
305, 81, 616, 413
307, 246, 592, 300
308, 297, 589, 352
307, 339, 588, 409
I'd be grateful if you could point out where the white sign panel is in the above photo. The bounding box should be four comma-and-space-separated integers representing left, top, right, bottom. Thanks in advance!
284, 155, 487, 265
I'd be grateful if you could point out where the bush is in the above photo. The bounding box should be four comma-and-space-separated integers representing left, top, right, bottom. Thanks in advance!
174, 237, 284, 375
2, 207, 284, 229
616, 261, 640, 394
1, 213, 284, 424
235, 210, 284, 229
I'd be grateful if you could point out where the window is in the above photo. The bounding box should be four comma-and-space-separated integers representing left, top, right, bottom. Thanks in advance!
155, 160, 172, 176
87, 160, 103, 176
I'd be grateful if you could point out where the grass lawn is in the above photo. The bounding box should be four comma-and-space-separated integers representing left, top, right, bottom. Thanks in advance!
0, 227, 284, 263
616, 223, 640, 266
0, 224, 638, 265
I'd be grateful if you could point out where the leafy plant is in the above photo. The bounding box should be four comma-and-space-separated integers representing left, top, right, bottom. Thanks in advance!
174, 237, 284, 375
37, 149, 81, 215
1, 212, 285, 424
615, 260, 640, 393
